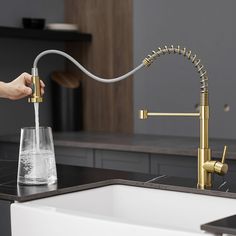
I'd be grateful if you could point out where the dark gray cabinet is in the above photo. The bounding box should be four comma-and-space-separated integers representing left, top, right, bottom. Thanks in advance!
1, 140, 236, 181
95, 150, 150, 173
0, 200, 12, 236
150, 154, 197, 178
55, 146, 94, 167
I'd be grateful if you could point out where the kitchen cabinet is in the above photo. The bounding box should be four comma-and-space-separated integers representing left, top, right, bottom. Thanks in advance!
0, 141, 215, 178
1, 133, 236, 180
0, 200, 11, 236
150, 154, 197, 178
95, 150, 150, 174
55, 146, 94, 167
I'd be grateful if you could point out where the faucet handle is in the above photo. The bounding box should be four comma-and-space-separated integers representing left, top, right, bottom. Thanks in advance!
203, 146, 228, 176
215, 146, 228, 175
221, 145, 227, 164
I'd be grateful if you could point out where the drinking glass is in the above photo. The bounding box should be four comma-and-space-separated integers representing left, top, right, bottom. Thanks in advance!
17, 127, 57, 185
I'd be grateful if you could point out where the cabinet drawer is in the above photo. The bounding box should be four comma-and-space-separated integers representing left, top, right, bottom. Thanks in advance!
95, 150, 149, 174
55, 146, 94, 167
151, 154, 197, 178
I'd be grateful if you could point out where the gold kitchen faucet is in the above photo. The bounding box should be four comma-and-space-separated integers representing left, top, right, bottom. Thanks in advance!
29, 45, 228, 189
139, 45, 228, 189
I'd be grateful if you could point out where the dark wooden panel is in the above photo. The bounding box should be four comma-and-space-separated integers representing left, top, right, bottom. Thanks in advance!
65, 0, 133, 133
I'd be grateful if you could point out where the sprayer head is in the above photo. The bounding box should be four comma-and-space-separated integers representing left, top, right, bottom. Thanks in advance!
28, 75, 43, 103
28, 68, 43, 103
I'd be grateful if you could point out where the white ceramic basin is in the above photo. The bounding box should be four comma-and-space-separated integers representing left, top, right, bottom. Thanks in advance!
11, 185, 236, 236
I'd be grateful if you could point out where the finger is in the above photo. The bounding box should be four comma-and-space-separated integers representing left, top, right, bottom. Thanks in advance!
22, 72, 32, 84
40, 80, 45, 87
41, 87, 44, 95
23, 86, 32, 95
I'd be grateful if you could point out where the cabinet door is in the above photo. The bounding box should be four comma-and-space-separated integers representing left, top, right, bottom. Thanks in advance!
0, 200, 11, 236
0, 143, 19, 160
95, 150, 150, 174
55, 146, 94, 167
151, 154, 197, 179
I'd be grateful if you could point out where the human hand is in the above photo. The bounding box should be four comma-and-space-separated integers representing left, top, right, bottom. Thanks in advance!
0, 72, 45, 100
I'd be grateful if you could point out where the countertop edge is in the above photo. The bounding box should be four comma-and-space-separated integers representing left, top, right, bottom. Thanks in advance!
11, 178, 236, 203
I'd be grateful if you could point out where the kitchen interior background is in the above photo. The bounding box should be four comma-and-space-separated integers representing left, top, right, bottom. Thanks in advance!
0, 0, 235, 139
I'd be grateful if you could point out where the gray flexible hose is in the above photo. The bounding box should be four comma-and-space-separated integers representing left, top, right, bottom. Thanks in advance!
33, 49, 144, 83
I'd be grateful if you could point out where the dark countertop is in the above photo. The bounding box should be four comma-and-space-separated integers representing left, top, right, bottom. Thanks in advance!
0, 160, 153, 202
1, 159, 236, 203
201, 215, 236, 235
0, 131, 236, 159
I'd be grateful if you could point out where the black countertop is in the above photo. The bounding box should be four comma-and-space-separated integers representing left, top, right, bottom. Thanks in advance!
1, 132, 236, 159
0, 160, 154, 202
201, 215, 236, 235
1, 159, 236, 203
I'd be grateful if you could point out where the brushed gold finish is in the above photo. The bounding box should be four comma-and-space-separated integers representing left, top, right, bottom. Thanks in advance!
28, 76, 43, 103
222, 145, 227, 164
203, 161, 228, 176
139, 55, 228, 188
214, 162, 228, 175
140, 101, 228, 189
139, 110, 148, 119
142, 112, 200, 117
203, 146, 228, 176
28, 97, 43, 103
142, 45, 209, 94
198, 148, 211, 188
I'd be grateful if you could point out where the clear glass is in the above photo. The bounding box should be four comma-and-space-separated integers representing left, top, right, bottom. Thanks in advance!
17, 127, 57, 185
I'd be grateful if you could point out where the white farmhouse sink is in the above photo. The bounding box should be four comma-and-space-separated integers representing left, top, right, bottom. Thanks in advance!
11, 185, 236, 236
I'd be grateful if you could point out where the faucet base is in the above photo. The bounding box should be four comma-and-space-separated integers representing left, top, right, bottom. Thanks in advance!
198, 148, 211, 189
197, 183, 212, 190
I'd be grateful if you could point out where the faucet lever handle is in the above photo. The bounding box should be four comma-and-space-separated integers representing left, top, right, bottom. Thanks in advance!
221, 145, 227, 164
214, 145, 228, 175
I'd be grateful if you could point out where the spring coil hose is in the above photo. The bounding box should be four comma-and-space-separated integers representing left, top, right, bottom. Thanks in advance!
143, 45, 208, 94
